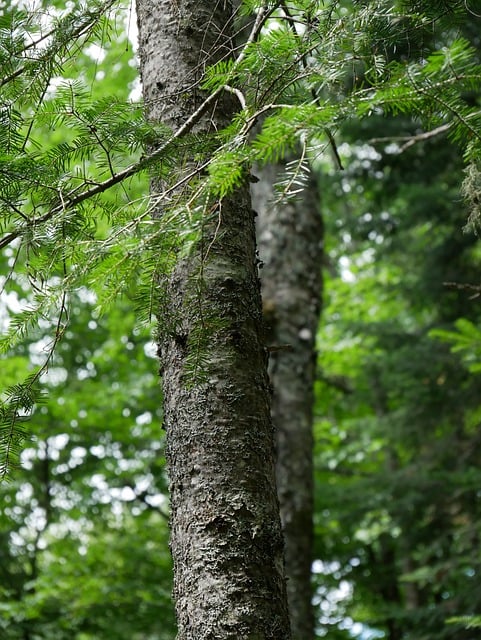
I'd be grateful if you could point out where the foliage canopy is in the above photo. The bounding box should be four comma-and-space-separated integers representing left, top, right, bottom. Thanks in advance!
2, 0, 481, 474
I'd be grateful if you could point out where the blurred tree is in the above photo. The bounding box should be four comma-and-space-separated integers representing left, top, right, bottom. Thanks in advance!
253, 160, 323, 640
309, 5, 481, 637
0, 288, 176, 638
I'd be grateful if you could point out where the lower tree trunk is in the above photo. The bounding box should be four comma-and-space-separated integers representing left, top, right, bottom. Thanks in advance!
252, 163, 323, 640
160, 188, 290, 639
136, 1, 291, 638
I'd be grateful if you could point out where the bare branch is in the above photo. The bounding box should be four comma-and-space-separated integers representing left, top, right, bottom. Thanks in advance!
368, 122, 452, 151
444, 281, 481, 299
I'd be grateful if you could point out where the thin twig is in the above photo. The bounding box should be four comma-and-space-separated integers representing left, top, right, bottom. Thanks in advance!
444, 281, 481, 292
368, 123, 452, 151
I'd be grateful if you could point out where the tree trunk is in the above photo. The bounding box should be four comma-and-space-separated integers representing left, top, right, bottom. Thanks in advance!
252, 164, 323, 639
136, 2, 291, 638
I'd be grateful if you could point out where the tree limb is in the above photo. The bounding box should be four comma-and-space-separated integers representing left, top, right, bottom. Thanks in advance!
368, 122, 452, 151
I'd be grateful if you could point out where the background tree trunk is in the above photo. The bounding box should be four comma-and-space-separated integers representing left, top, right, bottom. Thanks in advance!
252, 164, 323, 639
136, 1, 291, 638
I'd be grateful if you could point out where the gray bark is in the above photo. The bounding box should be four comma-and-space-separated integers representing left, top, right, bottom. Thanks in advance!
252, 164, 323, 640
136, 2, 291, 638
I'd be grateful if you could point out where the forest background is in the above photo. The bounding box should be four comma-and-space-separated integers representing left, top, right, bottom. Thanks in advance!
1, 0, 481, 639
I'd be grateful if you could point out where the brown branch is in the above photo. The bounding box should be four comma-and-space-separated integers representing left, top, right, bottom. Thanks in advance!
444, 281, 481, 290
368, 122, 452, 151
134, 490, 170, 521
444, 281, 481, 299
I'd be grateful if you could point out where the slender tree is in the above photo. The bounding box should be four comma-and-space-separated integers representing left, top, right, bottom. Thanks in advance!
231, 3, 323, 632
135, 1, 290, 637
252, 162, 323, 639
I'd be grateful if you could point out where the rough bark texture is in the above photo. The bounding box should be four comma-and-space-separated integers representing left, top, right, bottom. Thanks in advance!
252, 164, 323, 640
136, 2, 291, 638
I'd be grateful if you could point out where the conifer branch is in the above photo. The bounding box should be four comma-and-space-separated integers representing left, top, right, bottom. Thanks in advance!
406, 68, 481, 145
278, 0, 343, 169
0, 3, 272, 252
0, 289, 68, 480
1, 0, 117, 88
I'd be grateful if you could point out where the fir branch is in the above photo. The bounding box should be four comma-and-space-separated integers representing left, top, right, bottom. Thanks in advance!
0, 4, 273, 251
405, 65, 481, 146
1, 0, 118, 89
278, 0, 343, 168
0, 289, 68, 480
447, 615, 481, 629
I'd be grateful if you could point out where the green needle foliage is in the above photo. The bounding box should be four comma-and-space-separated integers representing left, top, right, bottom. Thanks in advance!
0, 1, 480, 479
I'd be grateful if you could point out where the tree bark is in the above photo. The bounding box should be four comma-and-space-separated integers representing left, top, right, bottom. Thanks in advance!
252, 164, 323, 640
136, 2, 291, 638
